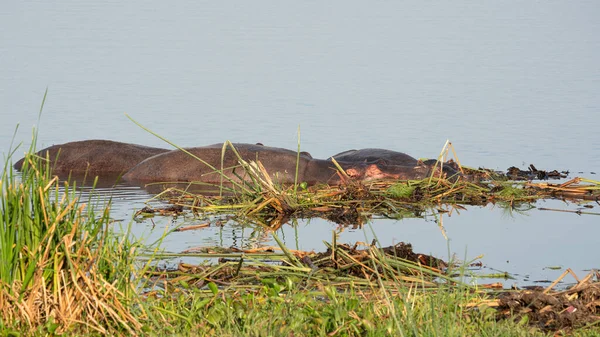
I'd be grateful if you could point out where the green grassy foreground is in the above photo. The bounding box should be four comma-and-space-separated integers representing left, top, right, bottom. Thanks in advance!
1, 140, 598, 336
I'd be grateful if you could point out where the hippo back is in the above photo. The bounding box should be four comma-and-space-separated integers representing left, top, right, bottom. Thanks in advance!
13, 140, 168, 175
123, 143, 314, 184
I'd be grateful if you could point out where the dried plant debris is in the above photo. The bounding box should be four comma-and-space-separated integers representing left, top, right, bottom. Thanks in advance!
145, 241, 450, 292
496, 280, 600, 331
507, 164, 569, 180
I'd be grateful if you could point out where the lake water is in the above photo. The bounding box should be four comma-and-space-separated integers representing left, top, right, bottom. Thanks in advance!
1, 1, 599, 287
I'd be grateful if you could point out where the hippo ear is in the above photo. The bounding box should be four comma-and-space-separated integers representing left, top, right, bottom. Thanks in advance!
419, 159, 438, 167
300, 151, 312, 159
255, 143, 264, 146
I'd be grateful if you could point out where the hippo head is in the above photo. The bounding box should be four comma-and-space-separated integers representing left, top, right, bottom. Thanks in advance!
344, 162, 461, 182
344, 163, 430, 181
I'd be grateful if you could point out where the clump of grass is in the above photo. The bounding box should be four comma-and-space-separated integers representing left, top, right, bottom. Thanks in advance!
496, 182, 527, 199
387, 182, 417, 199
1, 134, 142, 333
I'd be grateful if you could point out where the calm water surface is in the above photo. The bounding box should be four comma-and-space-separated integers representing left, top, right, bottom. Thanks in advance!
1, 1, 599, 286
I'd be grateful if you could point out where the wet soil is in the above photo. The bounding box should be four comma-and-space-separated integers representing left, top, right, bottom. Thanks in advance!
495, 278, 600, 332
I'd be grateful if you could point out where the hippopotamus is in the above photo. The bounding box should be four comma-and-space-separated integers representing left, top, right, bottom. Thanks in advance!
13, 140, 169, 175
331, 148, 420, 166
122, 143, 441, 186
330, 148, 462, 179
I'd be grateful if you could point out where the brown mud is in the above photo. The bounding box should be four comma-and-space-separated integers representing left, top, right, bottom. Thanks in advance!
494, 275, 600, 332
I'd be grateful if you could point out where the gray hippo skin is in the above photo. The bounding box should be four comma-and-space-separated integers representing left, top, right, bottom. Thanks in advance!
13, 140, 169, 175
123, 143, 437, 185
330, 148, 461, 179
330, 148, 420, 166
124, 143, 338, 185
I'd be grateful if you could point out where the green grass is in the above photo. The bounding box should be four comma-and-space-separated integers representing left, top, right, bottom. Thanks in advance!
139, 279, 548, 337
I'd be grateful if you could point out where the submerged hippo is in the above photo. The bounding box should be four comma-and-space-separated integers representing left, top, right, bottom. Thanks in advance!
123, 143, 439, 186
331, 148, 420, 166
13, 140, 169, 175
330, 148, 462, 179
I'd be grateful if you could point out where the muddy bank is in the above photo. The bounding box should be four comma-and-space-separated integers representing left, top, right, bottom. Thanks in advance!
494, 273, 600, 332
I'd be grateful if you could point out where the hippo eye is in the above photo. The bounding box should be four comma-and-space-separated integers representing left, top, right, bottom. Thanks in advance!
375, 158, 389, 165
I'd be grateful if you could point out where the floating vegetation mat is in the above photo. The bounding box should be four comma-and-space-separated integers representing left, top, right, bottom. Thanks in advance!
140, 173, 600, 227
143, 238, 456, 295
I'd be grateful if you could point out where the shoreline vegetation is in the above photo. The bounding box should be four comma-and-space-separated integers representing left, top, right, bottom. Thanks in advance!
2, 124, 600, 335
